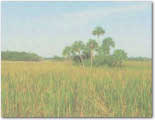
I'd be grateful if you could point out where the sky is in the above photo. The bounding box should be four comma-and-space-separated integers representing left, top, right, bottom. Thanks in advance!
1, 2, 152, 58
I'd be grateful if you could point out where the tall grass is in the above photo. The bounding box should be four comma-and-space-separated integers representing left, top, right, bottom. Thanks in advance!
1, 60, 152, 117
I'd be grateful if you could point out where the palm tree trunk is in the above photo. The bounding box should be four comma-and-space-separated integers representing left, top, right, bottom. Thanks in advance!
97, 35, 100, 45
79, 53, 84, 68
90, 50, 93, 68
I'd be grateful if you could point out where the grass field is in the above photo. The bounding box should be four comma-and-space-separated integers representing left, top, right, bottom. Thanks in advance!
1, 60, 152, 117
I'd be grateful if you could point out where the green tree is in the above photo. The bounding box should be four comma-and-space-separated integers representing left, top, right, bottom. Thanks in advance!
92, 26, 105, 44
62, 46, 73, 59
72, 41, 85, 67
99, 37, 115, 56
87, 39, 98, 67
113, 49, 127, 67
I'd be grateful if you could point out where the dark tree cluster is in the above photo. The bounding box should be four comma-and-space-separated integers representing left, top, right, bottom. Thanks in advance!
2, 51, 42, 61
62, 26, 128, 67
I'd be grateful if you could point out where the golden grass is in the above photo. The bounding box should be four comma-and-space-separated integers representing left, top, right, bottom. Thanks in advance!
1, 60, 152, 117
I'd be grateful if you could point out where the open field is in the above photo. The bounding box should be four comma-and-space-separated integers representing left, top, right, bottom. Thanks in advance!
1, 60, 152, 117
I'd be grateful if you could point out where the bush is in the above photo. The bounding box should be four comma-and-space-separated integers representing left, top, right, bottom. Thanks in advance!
112, 49, 127, 67
93, 56, 105, 66
94, 55, 116, 67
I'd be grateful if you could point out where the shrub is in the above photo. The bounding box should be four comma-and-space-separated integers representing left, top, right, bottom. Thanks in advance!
94, 55, 116, 67
112, 49, 127, 67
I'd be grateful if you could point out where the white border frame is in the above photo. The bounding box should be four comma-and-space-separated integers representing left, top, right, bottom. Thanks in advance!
0, 0, 154, 120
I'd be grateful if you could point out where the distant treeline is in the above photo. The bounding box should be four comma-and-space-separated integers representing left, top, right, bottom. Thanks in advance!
2, 51, 43, 61
1, 51, 151, 62
128, 57, 151, 61
44, 56, 65, 61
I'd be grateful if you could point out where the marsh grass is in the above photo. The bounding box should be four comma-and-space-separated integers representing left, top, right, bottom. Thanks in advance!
1, 60, 152, 117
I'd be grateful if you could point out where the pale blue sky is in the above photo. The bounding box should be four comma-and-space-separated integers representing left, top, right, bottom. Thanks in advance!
2, 2, 152, 58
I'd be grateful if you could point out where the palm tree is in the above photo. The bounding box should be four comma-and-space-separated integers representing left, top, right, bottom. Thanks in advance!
87, 39, 98, 67
92, 26, 105, 45
72, 41, 85, 67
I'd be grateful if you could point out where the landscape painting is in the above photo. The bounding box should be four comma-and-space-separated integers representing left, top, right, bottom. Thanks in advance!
1, 1, 152, 118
